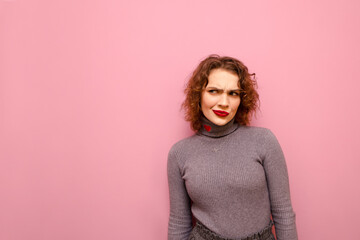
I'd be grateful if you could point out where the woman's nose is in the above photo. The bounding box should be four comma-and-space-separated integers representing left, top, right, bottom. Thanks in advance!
218, 94, 229, 107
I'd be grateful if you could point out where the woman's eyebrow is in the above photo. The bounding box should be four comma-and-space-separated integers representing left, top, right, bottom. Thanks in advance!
206, 87, 242, 92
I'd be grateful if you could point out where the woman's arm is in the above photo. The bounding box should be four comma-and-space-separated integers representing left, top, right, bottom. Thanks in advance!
262, 129, 298, 240
167, 146, 193, 240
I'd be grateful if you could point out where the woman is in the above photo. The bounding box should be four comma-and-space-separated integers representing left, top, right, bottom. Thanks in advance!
167, 55, 297, 240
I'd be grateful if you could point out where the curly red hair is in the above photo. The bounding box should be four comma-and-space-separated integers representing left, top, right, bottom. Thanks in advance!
181, 54, 260, 131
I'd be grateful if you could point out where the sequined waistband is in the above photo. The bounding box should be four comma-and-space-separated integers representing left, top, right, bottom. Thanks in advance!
194, 220, 274, 240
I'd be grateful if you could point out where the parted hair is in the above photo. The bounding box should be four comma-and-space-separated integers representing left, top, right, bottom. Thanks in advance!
181, 54, 260, 131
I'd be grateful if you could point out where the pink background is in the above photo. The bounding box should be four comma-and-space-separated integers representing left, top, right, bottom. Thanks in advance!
1, 0, 360, 239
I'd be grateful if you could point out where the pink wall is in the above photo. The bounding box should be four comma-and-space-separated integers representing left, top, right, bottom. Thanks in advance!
1, 0, 360, 239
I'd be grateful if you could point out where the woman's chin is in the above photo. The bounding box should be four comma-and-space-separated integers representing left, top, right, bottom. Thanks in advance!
210, 118, 230, 126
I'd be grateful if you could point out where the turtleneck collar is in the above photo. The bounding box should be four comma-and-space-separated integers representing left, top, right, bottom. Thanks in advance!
197, 114, 239, 138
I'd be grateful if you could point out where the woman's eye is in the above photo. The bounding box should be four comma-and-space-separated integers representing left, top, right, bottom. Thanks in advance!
209, 90, 218, 94
229, 92, 239, 96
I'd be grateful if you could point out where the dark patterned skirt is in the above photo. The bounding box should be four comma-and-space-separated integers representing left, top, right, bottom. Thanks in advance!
188, 220, 275, 240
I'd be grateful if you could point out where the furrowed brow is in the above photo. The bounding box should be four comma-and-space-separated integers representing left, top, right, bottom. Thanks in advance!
206, 87, 242, 93
229, 89, 242, 92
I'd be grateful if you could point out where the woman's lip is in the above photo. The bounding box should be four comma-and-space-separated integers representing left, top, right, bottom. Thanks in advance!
213, 110, 229, 117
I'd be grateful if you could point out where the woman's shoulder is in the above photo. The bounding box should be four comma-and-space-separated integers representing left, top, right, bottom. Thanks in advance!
236, 125, 275, 138
239, 125, 282, 150
232, 125, 281, 149
167, 134, 201, 168
168, 134, 200, 155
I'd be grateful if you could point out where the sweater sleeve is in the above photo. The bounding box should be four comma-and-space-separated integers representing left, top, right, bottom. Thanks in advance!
262, 130, 298, 240
167, 145, 193, 240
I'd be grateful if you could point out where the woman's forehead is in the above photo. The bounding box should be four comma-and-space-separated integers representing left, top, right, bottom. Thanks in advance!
206, 77, 240, 89
208, 69, 239, 86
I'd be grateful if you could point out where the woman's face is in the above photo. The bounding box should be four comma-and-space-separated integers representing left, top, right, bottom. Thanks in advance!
201, 68, 241, 126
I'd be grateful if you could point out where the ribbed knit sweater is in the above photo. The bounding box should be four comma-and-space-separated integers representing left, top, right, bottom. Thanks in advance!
167, 116, 297, 240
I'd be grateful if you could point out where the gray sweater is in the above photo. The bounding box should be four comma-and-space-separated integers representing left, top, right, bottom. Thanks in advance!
167, 116, 297, 240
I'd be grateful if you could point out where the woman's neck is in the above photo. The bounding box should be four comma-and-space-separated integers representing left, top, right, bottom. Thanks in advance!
197, 114, 239, 138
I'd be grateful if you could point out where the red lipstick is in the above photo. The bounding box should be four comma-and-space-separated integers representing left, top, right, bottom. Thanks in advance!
213, 110, 229, 117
